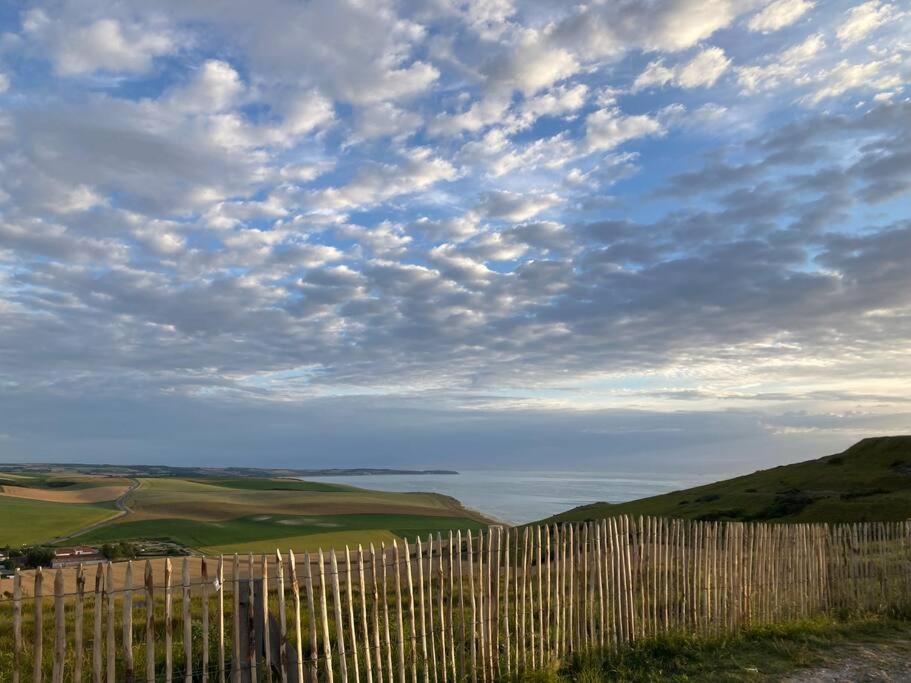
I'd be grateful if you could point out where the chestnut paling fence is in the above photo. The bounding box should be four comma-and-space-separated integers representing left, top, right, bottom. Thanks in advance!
2, 517, 911, 682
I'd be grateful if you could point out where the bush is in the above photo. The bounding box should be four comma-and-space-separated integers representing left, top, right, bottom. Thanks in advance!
22, 547, 54, 568
101, 541, 137, 561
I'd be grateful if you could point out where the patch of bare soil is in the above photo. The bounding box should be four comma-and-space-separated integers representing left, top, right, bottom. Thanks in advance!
782, 640, 911, 682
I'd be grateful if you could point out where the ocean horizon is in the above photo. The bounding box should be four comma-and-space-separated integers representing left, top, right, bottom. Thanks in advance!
301, 469, 713, 524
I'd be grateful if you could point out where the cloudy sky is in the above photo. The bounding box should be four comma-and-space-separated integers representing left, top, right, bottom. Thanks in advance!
0, 0, 909, 472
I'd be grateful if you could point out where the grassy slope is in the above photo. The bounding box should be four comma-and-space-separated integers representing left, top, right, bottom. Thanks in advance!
71, 512, 485, 552
66, 475, 488, 551
547, 436, 911, 525
0, 496, 118, 546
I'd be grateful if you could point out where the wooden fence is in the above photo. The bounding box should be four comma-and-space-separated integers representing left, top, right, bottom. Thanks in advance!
2, 517, 911, 682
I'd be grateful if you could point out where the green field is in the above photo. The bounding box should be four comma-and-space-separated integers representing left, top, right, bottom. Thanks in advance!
0, 469, 489, 551
0, 496, 118, 546
193, 477, 362, 493
69, 512, 485, 554
547, 436, 911, 525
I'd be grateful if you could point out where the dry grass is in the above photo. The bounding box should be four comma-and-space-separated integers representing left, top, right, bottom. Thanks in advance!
0, 484, 129, 504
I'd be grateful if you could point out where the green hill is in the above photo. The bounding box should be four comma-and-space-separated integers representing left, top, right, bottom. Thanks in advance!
546, 436, 911, 525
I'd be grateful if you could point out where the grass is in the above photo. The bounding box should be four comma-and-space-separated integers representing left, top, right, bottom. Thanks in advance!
68, 512, 486, 551
201, 528, 402, 554
193, 477, 363, 493
0, 468, 489, 551
547, 435, 911, 525
543, 614, 911, 682
0, 496, 118, 546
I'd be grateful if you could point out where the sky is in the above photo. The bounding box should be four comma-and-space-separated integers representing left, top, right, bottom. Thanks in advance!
0, 0, 909, 473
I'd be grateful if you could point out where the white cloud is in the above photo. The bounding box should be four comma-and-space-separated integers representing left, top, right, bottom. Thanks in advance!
805, 57, 903, 104
836, 1, 896, 45
0, 72, 9, 92
355, 103, 422, 140
23, 11, 177, 75
489, 30, 579, 95
585, 108, 665, 152
747, 0, 815, 33
736, 34, 824, 93
170, 60, 244, 113
312, 147, 458, 212
634, 47, 731, 91
521, 84, 589, 121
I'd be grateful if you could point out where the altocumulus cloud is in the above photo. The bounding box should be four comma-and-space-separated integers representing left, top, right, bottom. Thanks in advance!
0, 0, 909, 470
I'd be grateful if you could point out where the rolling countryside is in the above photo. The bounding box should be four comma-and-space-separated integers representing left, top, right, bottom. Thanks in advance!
0, 468, 489, 552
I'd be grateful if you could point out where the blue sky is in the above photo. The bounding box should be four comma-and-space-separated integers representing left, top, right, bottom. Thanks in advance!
0, 0, 909, 472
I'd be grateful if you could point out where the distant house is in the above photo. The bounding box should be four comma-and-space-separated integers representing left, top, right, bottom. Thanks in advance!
52, 546, 104, 568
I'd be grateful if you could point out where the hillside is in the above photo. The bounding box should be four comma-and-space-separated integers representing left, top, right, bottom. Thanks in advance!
546, 436, 911, 525
0, 468, 489, 551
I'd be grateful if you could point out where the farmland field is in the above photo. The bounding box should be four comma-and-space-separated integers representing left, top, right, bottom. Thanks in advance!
0, 496, 118, 546
0, 466, 490, 551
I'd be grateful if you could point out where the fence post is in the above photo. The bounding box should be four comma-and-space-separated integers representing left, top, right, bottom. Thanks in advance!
203, 558, 211, 683
53, 569, 64, 683
124, 561, 134, 683
106, 563, 115, 683
341, 547, 357, 683
33, 566, 43, 683
275, 551, 286, 683
288, 551, 304, 683
75, 564, 85, 681
145, 561, 155, 683
218, 556, 225, 683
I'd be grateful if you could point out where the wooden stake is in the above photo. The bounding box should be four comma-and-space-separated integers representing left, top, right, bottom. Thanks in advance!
415, 538, 429, 683
231, 555, 239, 683
53, 569, 65, 683
370, 544, 384, 683
288, 552, 305, 683
456, 532, 466, 681
202, 559, 211, 683
426, 536, 438, 683
303, 552, 319, 682
343, 548, 360, 683
93, 565, 103, 683
183, 558, 192, 683
318, 550, 335, 683
218, 556, 225, 683
34, 567, 44, 683
404, 540, 418, 683
393, 542, 406, 683
13, 569, 22, 683
247, 555, 257, 682
331, 551, 349, 683
467, 530, 478, 683
123, 561, 134, 683
382, 544, 394, 680
261, 555, 272, 683
146, 562, 156, 683
106, 563, 115, 683
503, 527, 511, 677
437, 533, 448, 683
447, 532, 457, 682
275, 552, 287, 683
359, 545, 374, 683
76, 565, 86, 683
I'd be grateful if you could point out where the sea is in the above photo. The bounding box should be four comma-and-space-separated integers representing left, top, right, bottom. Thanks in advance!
300, 470, 709, 525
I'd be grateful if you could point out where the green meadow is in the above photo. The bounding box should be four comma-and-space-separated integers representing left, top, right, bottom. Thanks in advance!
0, 496, 118, 546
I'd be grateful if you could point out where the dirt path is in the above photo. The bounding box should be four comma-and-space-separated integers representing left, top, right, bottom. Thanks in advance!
782, 639, 911, 682
49, 477, 140, 543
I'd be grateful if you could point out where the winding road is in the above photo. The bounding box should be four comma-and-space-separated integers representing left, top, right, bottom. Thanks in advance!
50, 477, 140, 544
